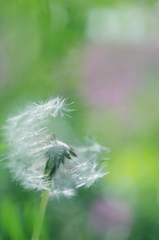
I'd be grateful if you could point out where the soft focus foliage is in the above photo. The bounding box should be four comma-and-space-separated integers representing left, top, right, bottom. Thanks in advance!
1, 0, 159, 240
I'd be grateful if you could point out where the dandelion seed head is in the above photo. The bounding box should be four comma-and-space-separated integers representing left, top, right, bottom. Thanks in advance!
3, 97, 109, 198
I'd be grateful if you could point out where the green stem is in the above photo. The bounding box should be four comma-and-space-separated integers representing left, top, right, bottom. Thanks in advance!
31, 189, 49, 240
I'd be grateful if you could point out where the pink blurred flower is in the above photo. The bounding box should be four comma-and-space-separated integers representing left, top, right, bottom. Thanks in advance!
89, 198, 133, 239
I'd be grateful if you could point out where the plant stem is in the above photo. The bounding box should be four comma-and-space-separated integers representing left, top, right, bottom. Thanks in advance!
31, 189, 49, 240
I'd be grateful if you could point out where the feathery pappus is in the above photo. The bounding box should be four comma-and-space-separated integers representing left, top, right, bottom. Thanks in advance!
3, 97, 109, 198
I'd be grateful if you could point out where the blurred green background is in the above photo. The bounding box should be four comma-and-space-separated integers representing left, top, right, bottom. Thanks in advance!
1, 0, 159, 239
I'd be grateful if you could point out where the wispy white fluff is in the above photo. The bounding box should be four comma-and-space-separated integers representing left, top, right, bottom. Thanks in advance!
3, 97, 109, 198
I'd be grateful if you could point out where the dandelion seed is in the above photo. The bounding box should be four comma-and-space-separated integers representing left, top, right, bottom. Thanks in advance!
3, 97, 109, 198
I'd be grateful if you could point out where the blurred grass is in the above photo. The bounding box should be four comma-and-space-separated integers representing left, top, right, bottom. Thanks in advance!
1, 199, 26, 240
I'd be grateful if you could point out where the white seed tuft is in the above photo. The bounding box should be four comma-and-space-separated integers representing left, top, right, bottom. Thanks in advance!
3, 97, 109, 198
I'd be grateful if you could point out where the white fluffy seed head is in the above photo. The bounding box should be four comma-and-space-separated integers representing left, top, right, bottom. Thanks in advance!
3, 97, 109, 198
